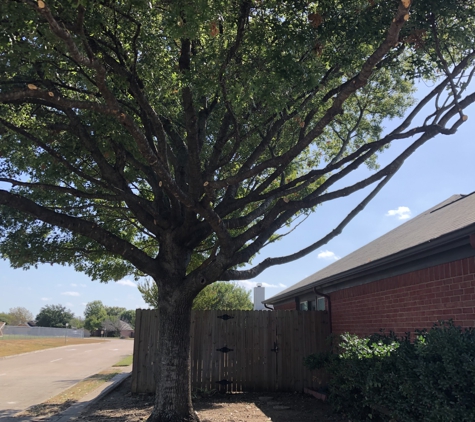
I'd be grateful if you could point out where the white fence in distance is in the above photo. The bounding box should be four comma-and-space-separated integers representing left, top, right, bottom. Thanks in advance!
3, 325, 87, 338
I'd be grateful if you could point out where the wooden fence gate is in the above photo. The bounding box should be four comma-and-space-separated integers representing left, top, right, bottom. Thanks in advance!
132, 309, 330, 393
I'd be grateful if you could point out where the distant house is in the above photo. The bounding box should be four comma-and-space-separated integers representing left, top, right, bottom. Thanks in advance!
264, 194, 475, 337
15, 321, 36, 327
96, 319, 134, 338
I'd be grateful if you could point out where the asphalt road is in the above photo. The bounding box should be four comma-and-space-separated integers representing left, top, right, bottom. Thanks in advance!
0, 339, 133, 419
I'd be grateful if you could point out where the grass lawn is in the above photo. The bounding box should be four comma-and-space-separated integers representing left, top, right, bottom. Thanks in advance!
0, 337, 106, 358
113, 355, 133, 366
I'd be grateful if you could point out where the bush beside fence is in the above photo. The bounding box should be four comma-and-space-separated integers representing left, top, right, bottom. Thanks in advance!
304, 321, 475, 422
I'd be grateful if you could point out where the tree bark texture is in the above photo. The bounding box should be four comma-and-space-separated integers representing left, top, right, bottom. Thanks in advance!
148, 288, 197, 422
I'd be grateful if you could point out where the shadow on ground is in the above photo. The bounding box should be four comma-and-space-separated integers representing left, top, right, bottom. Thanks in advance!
71, 377, 347, 422
0, 409, 19, 420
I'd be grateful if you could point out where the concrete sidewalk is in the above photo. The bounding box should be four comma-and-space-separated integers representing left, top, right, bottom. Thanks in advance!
8, 367, 131, 422
48, 369, 132, 422
0, 339, 133, 417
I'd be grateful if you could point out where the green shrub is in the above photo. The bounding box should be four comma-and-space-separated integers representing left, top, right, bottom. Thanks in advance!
304, 321, 475, 421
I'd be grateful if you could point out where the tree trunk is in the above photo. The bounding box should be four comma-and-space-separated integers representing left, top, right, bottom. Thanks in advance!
147, 288, 198, 422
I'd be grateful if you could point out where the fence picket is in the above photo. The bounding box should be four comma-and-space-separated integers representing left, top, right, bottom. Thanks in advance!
132, 309, 330, 393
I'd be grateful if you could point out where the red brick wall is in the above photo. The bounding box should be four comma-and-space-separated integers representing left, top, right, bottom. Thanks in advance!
330, 256, 475, 337
273, 301, 296, 310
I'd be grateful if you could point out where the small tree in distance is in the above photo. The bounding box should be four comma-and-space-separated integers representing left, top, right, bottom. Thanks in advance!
105, 306, 127, 318
138, 279, 252, 310
7, 307, 34, 326
83, 300, 108, 333
1, 1, 475, 420
84, 300, 136, 332
70, 316, 85, 329
119, 309, 136, 328
0, 312, 12, 325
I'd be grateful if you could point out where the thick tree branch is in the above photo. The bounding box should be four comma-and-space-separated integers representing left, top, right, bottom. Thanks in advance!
226, 102, 472, 264
0, 178, 120, 201
220, 176, 391, 281
0, 190, 157, 276
0, 117, 112, 191
208, 2, 412, 191
215, 73, 472, 222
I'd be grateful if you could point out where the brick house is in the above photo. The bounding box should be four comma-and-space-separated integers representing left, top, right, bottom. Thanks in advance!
95, 319, 134, 338
264, 193, 475, 337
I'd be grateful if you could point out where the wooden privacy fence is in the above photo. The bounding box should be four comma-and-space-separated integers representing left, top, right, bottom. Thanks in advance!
132, 309, 330, 393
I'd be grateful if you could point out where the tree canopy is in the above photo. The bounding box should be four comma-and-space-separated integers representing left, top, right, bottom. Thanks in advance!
70, 315, 85, 329
0, 312, 12, 325
119, 309, 136, 327
6, 307, 34, 325
83, 300, 108, 332
105, 306, 127, 318
1, 0, 475, 420
2, 0, 475, 285
35, 303, 74, 327
192, 281, 252, 310
138, 279, 252, 310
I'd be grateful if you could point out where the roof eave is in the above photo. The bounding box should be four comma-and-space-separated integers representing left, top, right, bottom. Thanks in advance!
264, 223, 475, 304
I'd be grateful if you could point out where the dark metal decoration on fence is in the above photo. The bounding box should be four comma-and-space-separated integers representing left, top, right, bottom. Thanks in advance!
216, 346, 234, 353
217, 314, 234, 320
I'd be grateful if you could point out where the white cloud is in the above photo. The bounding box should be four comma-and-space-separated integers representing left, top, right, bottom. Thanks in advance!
261, 282, 281, 288
80, 284, 87, 288
117, 279, 137, 287
61, 291, 80, 297
386, 206, 411, 220
317, 250, 340, 260
235, 280, 254, 289
40, 297, 51, 301
236, 280, 283, 289
71, 283, 77, 287
65, 302, 74, 307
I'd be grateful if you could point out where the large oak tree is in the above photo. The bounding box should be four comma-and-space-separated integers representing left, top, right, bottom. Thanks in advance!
1, 0, 475, 420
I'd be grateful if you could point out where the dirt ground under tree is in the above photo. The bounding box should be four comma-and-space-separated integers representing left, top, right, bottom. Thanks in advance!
76, 377, 348, 422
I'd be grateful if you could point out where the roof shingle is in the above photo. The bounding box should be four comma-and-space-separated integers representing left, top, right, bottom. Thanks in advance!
267, 193, 475, 302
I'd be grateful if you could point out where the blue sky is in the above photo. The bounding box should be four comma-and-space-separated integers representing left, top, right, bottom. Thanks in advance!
1, 84, 474, 319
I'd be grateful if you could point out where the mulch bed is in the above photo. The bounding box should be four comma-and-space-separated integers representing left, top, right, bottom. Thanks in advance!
76, 377, 348, 422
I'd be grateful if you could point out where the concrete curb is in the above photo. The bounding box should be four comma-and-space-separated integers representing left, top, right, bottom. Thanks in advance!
46, 371, 132, 422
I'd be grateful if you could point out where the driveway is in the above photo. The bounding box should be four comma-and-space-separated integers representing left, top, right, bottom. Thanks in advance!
0, 339, 133, 419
